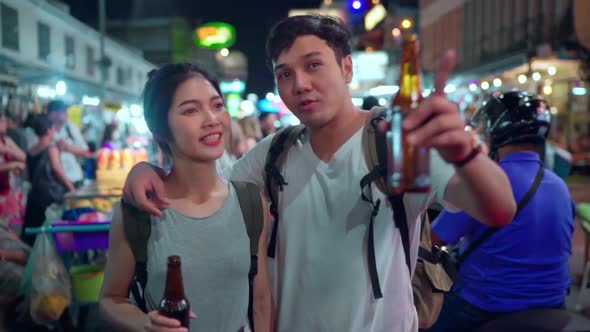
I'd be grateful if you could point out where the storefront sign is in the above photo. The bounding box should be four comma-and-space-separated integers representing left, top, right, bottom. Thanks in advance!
352, 51, 389, 82
220, 80, 245, 94
365, 4, 387, 31
194, 22, 236, 49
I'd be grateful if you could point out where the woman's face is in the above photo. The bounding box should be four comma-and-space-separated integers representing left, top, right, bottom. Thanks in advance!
166, 76, 230, 162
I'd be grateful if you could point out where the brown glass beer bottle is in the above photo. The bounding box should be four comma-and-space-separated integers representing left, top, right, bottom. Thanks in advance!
387, 34, 430, 193
159, 255, 190, 329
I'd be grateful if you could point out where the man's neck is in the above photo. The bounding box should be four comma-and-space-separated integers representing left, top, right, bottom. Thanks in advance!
496, 144, 542, 161
309, 103, 366, 162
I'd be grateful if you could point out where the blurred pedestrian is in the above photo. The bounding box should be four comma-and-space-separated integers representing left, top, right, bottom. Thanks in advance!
239, 116, 262, 151
259, 112, 279, 137
47, 100, 90, 188
0, 111, 26, 235
22, 115, 75, 246
427, 91, 573, 332
361, 96, 380, 110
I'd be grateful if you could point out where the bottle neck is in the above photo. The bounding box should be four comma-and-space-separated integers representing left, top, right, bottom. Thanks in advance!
396, 42, 422, 103
164, 265, 186, 301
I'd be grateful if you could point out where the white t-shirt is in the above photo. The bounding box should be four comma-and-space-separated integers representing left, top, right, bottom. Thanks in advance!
226, 126, 455, 332
54, 122, 88, 183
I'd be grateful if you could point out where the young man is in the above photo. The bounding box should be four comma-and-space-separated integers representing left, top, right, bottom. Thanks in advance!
123, 15, 515, 331
31, 100, 90, 187
427, 91, 574, 332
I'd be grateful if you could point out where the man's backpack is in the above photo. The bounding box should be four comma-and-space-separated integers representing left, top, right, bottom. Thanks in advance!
120, 180, 264, 331
412, 213, 454, 328
263, 107, 454, 325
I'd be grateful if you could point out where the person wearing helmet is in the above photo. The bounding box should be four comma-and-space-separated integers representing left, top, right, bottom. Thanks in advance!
426, 91, 575, 332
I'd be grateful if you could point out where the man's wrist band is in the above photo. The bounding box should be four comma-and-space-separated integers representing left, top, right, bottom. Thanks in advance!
453, 144, 483, 168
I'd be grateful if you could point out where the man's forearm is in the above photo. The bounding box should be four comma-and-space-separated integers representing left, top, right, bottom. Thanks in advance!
445, 153, 516, 227
68, 144, 89, 158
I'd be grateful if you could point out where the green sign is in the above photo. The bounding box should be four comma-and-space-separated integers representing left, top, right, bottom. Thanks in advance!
220, 80, 245, 94
194, 22, 236, 49
226, 93, 241, 118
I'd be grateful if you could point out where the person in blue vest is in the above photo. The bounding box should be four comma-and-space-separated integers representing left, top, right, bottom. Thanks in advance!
427, 91, 575, 331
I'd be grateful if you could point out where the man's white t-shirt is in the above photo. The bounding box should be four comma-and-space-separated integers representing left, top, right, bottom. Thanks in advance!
227, 126, 455, 331
54, 122, 88, 183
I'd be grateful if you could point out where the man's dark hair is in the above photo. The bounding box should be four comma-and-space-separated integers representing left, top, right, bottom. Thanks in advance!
31, 114, 53, 137
266, 15, 352, 67
47, 99, 68, 113
23, 113, 36, 128
362, 96, 380, 110
142, 62, 223, 157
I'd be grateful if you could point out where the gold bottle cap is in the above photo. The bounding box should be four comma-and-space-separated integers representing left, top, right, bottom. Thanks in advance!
403, 34, 418, 43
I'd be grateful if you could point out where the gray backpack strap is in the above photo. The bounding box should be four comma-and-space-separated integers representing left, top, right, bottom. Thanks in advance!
120, 199, 151, 313
231, 180, 264, 255
265, 125, 306, 258
360, 107, 411, 299
230, 180, 264, 332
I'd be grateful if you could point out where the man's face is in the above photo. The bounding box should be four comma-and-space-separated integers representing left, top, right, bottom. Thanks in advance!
272, 35, 353, 129
49, 110, 67, 125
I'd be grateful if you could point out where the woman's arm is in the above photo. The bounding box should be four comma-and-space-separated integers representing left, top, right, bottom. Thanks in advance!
252, 194, 275, 332
48, 146, 75, 191
100, 204, 189, 332
99, 203, 150, 331
0, 161, 24, 173
4, 137, 26, 162
0, 249, 28, 265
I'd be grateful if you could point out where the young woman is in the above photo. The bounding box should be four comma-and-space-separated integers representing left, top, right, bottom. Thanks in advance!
0, 112, 26, 231
22, 114, 76, 246
100, 63, 273, 332
238, 116, 262, 152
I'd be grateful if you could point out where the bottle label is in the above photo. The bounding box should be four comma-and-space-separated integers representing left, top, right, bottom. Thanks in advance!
387, 108, 403, 188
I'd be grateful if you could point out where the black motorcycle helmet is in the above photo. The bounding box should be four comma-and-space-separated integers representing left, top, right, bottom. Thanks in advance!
471, 91, 551, 155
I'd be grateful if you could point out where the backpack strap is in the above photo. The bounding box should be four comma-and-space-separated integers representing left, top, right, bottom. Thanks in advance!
360, 107, 412, 299
457, 165, 545, 265
389, 194, 412, 274
231, 180, 264, 332
232, 180, 264, 256
264, 125, 306, 258
417, 213, 460, 283
65, 123, 75, 142
120, 199, 152, 313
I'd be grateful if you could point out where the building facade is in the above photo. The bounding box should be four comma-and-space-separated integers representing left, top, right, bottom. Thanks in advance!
420, 0, 589, 157
0, 0, 154, 107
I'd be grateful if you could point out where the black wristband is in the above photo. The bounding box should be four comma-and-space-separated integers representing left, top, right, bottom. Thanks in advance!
453, 144, 483, 168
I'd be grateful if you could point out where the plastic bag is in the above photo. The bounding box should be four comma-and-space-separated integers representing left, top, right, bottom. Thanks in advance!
20, 226, 71, 325
45, 204, 64, 223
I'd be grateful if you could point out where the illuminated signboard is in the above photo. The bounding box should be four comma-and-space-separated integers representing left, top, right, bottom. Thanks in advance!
364, 4, 387, 31
220, 80, 246, 94
194, 22, 236, 49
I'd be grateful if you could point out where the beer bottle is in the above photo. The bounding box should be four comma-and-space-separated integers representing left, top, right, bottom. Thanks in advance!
387, 34, 430, 193
159, 255, 190, 329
